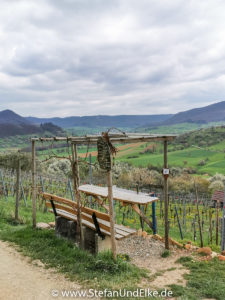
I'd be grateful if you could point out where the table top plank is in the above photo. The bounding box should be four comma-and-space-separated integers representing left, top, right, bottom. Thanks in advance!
79, 184, 159, 205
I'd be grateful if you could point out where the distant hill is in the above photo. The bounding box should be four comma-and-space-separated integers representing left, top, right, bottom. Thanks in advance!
0, 110, 31, 125
174, 125, 225, 149
0, 110, 64, 137
162, 101, 225, 125
0, 123, 42, 138
26, 114, 173, 128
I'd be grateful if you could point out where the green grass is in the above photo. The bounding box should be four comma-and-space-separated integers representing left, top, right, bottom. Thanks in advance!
161, 249, 170, 258
169, 256, 225, 300
0, 198, 147, 291
0, 196, 224, 298
114, 125, 225, 175
118, 146, 225, 175
0, 227, 146, 290
138, 121, 225, 134
1, 124, 225, 176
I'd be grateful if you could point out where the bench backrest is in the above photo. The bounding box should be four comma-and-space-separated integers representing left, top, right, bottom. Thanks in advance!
42, 192, 111, 234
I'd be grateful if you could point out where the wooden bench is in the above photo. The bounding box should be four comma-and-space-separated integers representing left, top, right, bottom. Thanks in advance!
42, 193, 137, 241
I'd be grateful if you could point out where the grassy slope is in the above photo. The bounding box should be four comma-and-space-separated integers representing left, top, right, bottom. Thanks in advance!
1, 125, 225, 175
137, 121, 225, 134
0, 198, 147, 292
170, 256, 225, 300
118, 146, 225, 174
118, 126, 225, 175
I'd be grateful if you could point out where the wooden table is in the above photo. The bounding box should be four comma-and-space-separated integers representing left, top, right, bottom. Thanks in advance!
79, 184, 159, 230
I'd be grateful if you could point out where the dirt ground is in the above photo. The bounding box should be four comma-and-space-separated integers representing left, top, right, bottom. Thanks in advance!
0, 236, 190, 300
78, 142, 143, 158
0, 240, 88, 300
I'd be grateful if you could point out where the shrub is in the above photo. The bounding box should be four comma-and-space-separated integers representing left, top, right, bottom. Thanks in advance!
198, 160, 206, 166
161, 250, 170, 258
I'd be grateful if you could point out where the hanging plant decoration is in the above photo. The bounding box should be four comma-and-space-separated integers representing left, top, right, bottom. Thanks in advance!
97, 132, 118, 171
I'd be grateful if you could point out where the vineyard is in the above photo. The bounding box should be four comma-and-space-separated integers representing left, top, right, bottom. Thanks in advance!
0, 167, 223, 251
0, 133, 225, 300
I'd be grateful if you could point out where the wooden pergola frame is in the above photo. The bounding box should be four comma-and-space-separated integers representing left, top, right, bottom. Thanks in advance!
31, 133, 176, 258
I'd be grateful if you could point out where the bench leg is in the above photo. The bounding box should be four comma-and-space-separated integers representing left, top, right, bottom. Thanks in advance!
55, 216, 77, 242
95, 234, 113, 254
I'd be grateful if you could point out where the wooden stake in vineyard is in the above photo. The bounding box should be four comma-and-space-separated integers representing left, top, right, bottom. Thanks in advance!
194, 183, 204, 247
15, 158, 21, 221
32, 140, 36, 228
221, 187, 225, 251
209, 209, 213, 244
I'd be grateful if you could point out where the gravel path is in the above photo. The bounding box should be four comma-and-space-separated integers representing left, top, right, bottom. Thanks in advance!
118, 235, 190, 289
0, 241, 89, 300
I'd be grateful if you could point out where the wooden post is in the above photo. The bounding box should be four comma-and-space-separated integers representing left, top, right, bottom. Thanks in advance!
221, 187, 225, 251
152, 201, 157, 234
163, 140, 169, 249
32, 140, 36, 228
71, 143, 84, 248
89, 154, 93, 207
0, 169, 7, 201
175, 205, 183, 240
132, 204, 153, 228
15, 158, 21, 221
209, 209, 213, 244
107, 170, 117, 260
20, 179, 27, 207
193, 215, 197, 241
195, 184, 203, 247
216, 199, 219, 245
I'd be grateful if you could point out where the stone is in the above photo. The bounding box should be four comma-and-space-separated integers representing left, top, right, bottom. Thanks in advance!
36, 222, 51, 230
142, 231, 148, 238
211, 251, 218, 258
197, 247, 212, 256
218, 255, 225, 261
199, 255, 212, 261
48, 222, 55, 228
168, 237, 183, 248
152, 234, 163, 241
137, 229, 143, 237
145, 235, 152, 240
221, 250, 225, 256
95, 234, 112, 254
187, 240, 192, 245
185, 244, 192, 250
55, 216, 70, 238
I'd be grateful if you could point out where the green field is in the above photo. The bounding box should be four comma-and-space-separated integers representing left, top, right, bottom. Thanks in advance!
118, 146, 225, 175
0, 125, 225, 176
138, 121, 225, 134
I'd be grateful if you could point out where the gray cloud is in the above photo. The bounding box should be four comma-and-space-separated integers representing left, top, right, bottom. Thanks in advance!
0, 0, 225, 116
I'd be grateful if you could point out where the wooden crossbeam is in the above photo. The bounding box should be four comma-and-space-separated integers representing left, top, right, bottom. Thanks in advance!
132, 204, 153, 229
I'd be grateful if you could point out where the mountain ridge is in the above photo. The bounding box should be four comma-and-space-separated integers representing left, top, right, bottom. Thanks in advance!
1, 100, 225, 135
160, 101, 225, 125
26, 114, 173, 128
0, 109, 31, 125
0, 110, 64, 137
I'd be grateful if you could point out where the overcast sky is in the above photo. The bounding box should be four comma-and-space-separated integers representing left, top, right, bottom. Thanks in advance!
0, 0, 225, 117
